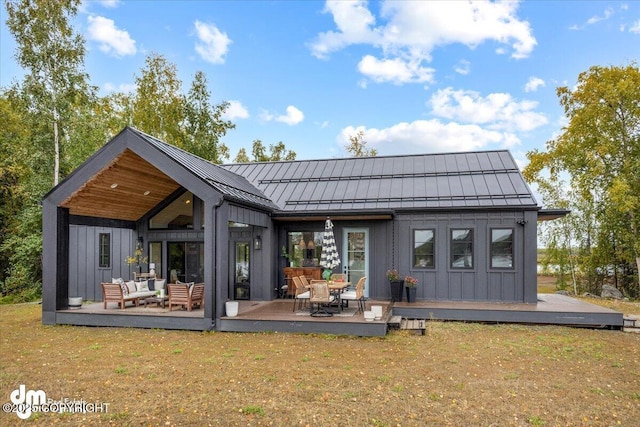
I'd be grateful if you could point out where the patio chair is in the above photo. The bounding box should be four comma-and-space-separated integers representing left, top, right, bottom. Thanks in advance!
168, 283, 204, 311
292, 276, 310, 312
340, 277, 366, 313
309, 281, 335, 317
282, 267, 295, 298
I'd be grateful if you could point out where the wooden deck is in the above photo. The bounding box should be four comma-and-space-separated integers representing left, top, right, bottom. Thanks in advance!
54, 294, 624, 335
55, 301, 210, 331
219, 299, 392, 336
392, 294, 624, 329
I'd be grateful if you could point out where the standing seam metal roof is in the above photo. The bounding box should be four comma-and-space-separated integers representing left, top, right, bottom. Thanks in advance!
221, 150, 537, 212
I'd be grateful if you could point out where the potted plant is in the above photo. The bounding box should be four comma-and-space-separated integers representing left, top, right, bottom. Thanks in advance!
404, 275, 418, 303
386, 269, 404, 302
125, 240, 148, 275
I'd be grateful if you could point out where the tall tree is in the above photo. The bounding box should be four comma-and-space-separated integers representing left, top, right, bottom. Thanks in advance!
345, 130, 377, 157
132, 53, 186, 147
234, 139, 296, 162
524, 64, 640, 296
5, 0, 92, 186
184, 71, 233, 163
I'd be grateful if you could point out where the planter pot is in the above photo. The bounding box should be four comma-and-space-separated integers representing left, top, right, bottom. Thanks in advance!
405, 286, 417, 303
389, 280, 404, 302
371, 305, 383, 320
225, 301, 239, 317
68, 297, 83, 309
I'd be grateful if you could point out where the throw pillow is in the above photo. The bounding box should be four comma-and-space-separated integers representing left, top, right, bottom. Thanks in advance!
126, 280, 137, 294
154, 279, 166, 291
135, 280, 149, 292
120, 282, 129, 296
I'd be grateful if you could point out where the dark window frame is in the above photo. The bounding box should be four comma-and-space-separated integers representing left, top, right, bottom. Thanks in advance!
98, 233, 111, 268
490, 228, 515, 269
412, 229, 436, 269
450, 228, 474, 270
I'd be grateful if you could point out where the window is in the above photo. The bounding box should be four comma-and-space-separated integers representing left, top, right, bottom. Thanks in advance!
451, 229, 473, 269
167, 242, 204, 283
99, 233, 110, 268
149, 242, 162, 278
490, 228, 514, 268
286, 231, 323, 267
413, 229, 435, 268
149, 192, 194, 229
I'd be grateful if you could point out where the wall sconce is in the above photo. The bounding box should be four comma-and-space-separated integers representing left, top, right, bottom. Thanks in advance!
254, 235, 262, 250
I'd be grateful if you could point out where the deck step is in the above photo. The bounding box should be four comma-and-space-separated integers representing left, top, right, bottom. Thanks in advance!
388, 315, 402, 328
400, 318, 426, 335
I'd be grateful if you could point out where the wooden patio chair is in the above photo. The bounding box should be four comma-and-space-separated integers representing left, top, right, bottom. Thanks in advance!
168, 283, 204, 311
309, 281, 335, 317
282, 267, 295, 298
340, 276, 366, 313
292, 276, 310, 312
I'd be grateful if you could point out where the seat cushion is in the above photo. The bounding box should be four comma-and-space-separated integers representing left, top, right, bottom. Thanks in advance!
341, 291, 357, 300
296, 291, 310, 299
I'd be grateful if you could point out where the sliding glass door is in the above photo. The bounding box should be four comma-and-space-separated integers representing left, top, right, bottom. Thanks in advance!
167, 242, 204, 283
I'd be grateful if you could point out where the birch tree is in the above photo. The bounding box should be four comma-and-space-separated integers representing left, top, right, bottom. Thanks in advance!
5, 0, 91, 186
525, 64, 640, 296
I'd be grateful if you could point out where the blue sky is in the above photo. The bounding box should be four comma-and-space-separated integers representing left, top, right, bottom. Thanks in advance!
1, 0, 639, 168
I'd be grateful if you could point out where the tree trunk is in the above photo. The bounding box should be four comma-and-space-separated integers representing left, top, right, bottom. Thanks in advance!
53, 111, 60, 186
636, 256, 640, 291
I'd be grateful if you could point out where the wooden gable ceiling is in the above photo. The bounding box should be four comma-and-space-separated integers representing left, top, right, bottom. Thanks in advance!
60, 149, 181, 221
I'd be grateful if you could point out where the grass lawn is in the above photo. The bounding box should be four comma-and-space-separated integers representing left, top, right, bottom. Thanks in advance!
1, 303, 639, 426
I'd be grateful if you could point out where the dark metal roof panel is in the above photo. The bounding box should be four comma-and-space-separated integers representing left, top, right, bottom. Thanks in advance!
221, 150, 537, 212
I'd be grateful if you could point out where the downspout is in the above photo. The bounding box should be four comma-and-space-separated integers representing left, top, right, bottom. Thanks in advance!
210, 196, 225, 331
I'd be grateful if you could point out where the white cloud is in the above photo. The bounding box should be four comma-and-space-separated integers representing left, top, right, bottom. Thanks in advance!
87, 15, 136, 57
524, 76, 545, 92
102, 82, 136, 93
223, 100, 249, 120
429, 87, 548, 133
311, 0, 535, 85
570, 7, 614, 30
357, 55, 435, 85
275, 106, 304, 125
338, 120, 519, 155
194, 21, 232, 64
98, 0, 121, 8
629, 19, 640, 34
454, 60, 471, 75
587, 7, 613, 25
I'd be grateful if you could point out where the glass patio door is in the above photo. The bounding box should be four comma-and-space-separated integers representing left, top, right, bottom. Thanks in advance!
342, 228, 369, 297
167, 242, 203, 283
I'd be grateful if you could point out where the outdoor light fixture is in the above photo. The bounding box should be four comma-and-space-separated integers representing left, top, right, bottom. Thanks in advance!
254, 236, 262, 250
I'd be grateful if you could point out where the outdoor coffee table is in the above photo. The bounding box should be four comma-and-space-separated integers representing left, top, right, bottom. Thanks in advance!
144, 295, 169, 308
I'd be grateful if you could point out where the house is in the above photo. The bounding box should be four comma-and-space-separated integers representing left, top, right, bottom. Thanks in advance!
43, 126, 596, 333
